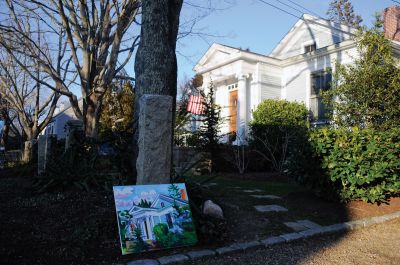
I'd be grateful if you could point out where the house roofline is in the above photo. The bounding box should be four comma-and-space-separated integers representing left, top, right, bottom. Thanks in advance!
280, 39, 356, 66
195, 47, 281, 75
269, 14, 356, 57
51, 97, 83, 120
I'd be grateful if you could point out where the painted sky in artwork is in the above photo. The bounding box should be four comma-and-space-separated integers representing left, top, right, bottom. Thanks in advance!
113, 184, 187, 211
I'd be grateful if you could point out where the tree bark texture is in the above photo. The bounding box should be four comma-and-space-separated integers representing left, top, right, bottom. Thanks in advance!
134, 0, 183, 181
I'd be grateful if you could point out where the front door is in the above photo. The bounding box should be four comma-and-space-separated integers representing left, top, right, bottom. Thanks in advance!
229, 90, 238, 133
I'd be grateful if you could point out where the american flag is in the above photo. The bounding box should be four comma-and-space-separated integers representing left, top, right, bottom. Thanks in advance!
186, 95, 205, 115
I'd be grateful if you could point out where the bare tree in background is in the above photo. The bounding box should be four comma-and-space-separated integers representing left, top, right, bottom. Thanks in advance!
0, 0, 140, 138
0, 18, 66, 160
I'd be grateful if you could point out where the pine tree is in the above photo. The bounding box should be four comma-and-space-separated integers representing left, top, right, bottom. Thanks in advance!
327, 0, 362, 28
198, 80, 222, 151
196, 80, 222, 172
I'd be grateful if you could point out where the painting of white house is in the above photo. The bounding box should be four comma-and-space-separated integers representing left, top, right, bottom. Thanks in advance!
113, 183, 197, 255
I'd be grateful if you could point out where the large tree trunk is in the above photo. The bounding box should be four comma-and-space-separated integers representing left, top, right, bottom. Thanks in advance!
83, 92, 103, 139
133, 0, 183, 180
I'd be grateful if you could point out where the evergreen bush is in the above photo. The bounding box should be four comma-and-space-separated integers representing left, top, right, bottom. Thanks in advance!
288, 127, 400, 203
249, 99, 309, 174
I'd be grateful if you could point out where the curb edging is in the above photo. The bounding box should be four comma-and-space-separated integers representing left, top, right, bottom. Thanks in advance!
127, 210, 400, 265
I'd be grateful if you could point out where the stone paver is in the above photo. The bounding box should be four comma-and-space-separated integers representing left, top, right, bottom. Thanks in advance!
279, 232, 303, 242
250, 195, 282, 199
215, 245, 242, 255
284, 219, 322, 232
296, 219, 322, 229
284, 221, 309, 232
231, 240, 263, 251
158, 254, 188, 265
299, 228, 324, 238
186, 250, 215, 260
254, 205, 288, 212
320, 223, 349, 234
127, 259, 159, 265
243, 189, 263, 193
260, 236, 286, 246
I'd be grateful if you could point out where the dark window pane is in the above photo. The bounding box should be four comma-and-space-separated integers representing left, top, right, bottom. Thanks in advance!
305, 43, 316, 53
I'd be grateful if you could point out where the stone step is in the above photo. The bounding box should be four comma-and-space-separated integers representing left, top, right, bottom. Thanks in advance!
284, 219, 322, 232
254, 205, 288, 213
243, 189, 263, 193
250, 195, 282, 200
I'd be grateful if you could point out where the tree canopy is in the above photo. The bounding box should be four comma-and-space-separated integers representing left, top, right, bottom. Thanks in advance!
327, 0, 362, 28
324, 18, 400, 130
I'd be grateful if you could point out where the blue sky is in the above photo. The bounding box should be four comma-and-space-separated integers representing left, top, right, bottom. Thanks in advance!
1, 1, 391, 100
167, 0, 396, 83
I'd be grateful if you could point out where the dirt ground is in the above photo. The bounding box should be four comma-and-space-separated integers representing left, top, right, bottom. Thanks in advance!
184, 218, 400, 265
1, 173, 399, 265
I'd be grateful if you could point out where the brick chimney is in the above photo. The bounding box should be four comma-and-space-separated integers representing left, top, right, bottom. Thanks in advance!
384, 6, 400, 41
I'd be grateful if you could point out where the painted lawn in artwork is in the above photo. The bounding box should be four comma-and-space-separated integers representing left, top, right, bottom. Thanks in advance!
113, 183, 198, 255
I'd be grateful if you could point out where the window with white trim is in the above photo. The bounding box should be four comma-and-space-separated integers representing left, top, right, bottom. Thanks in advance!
310, 70, 331, 121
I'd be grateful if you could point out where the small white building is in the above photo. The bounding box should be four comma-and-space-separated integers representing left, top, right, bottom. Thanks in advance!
42, 98, 83, 139
194, 11, 400, 143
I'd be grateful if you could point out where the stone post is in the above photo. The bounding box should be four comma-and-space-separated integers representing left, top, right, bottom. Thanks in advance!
65, 120, 84, 150
22, 139, 38, 163
136, 95, 173, 184
38, 135, 56, 175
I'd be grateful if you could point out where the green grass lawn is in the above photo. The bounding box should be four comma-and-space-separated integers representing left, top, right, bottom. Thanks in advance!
187, 174, 349, 241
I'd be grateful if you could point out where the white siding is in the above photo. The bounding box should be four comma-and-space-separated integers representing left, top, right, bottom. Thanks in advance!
274, 30, 351, 59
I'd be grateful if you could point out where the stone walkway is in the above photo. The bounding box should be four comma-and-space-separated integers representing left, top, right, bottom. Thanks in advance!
250, 195, 281, 199
284, 220, 322, 232
242, 189, 263, 193
254, 205, 288, 212
249, 191, 287, 213
250, 192, 323, 233
128, 211, 400, 265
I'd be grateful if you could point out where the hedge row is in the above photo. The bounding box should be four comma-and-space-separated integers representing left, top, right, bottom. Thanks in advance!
290, 127, 400, 203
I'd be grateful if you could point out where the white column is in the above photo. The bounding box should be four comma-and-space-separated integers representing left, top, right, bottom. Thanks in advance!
237, 73, 248, 144
145, 216, 153, 240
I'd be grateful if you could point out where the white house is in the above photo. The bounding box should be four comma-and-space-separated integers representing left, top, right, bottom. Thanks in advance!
124, 194, 189, 241
194, 9, 400, 143
42, 98, 83, 139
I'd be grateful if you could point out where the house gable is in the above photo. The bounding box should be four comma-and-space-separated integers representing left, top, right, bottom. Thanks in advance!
194, 43, 241, 73
270, 14, 355, 60
151, 194, 188, 209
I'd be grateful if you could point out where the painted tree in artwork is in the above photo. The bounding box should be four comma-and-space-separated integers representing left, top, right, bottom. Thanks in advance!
137, 199, 152, 208
168, 184, 181, 199
327, 0, 362, 28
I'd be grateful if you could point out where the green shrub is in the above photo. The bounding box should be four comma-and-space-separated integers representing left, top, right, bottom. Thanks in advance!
33, 135, 131, 193
249, 99, 309, 173
290, 127, 400, 203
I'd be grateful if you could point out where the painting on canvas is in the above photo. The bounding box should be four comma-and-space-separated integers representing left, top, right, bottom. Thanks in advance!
113, 183, 198, 255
